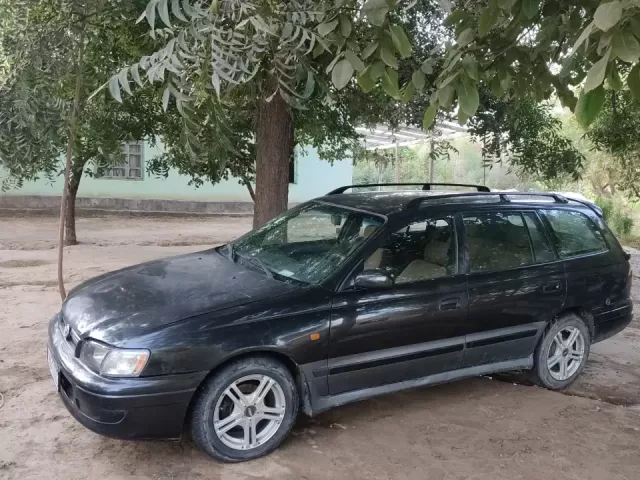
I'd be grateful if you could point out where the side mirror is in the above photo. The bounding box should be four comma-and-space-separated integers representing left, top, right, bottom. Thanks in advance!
330, 214, 343, 226
353, 269, 393, 289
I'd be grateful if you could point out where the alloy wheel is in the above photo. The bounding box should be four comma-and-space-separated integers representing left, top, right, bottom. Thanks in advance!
546, 326, 586, 381
213, 374, 286, 451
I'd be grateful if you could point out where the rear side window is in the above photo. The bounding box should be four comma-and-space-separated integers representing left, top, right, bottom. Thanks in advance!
522, 212, 556, 263
541, 209, 607, 258
464, 212, 533, 272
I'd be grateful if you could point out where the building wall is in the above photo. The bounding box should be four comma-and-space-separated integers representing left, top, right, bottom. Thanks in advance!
0, 140, 352, 204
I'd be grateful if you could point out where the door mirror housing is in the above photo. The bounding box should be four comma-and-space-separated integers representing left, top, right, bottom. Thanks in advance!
353, 269, 393, 289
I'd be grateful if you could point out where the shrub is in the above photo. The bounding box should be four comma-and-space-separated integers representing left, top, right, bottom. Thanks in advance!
595, 197, 634, 236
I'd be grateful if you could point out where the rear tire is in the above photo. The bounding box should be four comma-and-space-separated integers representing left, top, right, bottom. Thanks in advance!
529, 313, 591, 390
190, 356, 299, 462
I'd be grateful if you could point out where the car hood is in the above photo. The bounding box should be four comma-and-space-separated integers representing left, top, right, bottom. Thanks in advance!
62, 248, 297, 345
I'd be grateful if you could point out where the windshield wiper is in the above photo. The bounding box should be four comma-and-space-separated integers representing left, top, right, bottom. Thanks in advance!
236, 252, 274, 279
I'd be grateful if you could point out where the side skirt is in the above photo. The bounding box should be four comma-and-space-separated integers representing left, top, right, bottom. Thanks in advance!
307, 356, 533, 416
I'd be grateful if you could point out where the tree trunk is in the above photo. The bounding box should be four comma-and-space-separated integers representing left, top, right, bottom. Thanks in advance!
241, 175, 256, 202
57, 24, 85, 301
253, 84, 294, 229
64, 168, 82, 246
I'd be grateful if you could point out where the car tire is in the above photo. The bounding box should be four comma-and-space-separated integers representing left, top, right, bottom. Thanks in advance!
528, 313, 591, 390
190, 356, 299, 463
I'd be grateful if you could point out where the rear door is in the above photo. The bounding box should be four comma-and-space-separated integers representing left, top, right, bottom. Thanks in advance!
462, 210, 566, 368
327, 214, 468, 395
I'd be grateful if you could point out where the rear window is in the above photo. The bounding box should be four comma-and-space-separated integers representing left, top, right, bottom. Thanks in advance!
540, 209, 607, 258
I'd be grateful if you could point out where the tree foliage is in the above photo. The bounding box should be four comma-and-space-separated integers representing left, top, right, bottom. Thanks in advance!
0, 0, 164, 243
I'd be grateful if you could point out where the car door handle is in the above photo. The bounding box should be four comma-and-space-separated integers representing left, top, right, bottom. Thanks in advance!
543, 281, 561, 293
439, 297, 462, 311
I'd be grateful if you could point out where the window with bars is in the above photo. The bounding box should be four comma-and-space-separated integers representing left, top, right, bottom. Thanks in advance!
98, 142, 144, 180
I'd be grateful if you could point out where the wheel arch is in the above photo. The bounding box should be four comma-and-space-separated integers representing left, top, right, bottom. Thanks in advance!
551, 307, 596, 341
182, 348, 313, 435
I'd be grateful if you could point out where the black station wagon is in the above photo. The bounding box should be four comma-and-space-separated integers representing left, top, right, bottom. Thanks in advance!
47, 183, 633, 462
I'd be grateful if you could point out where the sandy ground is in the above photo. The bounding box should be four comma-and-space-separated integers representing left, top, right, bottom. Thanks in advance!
0, 215, 639, 480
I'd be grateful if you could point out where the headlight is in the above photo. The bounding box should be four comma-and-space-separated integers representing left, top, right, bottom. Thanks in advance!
79, 340, 110, 373
100, 349, 150, 377
79, 340, 149, 377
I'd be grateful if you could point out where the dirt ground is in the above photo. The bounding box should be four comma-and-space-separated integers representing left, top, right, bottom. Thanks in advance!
1, 214, 639, 480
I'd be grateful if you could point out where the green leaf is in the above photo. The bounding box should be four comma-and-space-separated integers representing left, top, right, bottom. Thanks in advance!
362, 41, 379, 59
575, 86, 605, 127
498, 0, 515, 10
145, 0, 157, 30
210, 0, 218, 13
570, 21, 594, 56
438, 70, 459, 88
358, 67, 376, 92
331, 59, 354, 90
302, 70, 315, 99
171, 0, 188, 22
522, 0, 539, 19
457, 28, 475, 47
611, 29, 640, 63
117, 68, 132, 95
594, 1, 622, 31
380, 46, 398, 68
345, 50, 366, 72
318, 19, 339, 36
371, 60, 386, 79
108, 75, 122, 103
131, 64, 143, 87
458, 109, 469, 126
628, 64, 640, 100
363, 0, 389, 27
437, 85, 455, 108
478, 5, 499, 37
339, 15, 352, 37
457, 75, 479, 117
390, 25, 412, 58
402, 82, 416, 104
607, 63, 623, 91
162, 87, 171, 112
584, 47, 611, 93
412, 70, 426, 90
381, 67, 401, 99
421, 59, 434, 74
158, 0, 171, 27
423, 102, 439, 130
462, 55, 478, 80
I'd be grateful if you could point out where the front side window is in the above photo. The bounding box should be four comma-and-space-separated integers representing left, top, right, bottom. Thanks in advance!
230, 203, 383, 284
364, 217, 455, 284
464, 212, 533, 273
540, 209, 607, 258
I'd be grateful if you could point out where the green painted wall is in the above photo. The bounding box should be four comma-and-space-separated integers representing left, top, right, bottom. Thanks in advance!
0, 140, 352, 203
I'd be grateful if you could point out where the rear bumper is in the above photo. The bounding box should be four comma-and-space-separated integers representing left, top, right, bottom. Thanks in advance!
593, 299, 633, 344
48, 316, 208, 440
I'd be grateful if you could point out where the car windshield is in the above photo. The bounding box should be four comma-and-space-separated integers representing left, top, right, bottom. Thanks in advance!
228, 202, 384, 284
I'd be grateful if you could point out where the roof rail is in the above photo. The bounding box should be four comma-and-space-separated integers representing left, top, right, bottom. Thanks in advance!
403, 191, 571, 210
327, 183, 490, 195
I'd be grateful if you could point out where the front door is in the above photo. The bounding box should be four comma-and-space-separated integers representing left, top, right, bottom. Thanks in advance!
328, 215, 468, 395
462, 210, 566, 367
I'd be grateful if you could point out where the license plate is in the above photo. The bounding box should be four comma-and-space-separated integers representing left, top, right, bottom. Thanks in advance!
47, 348, 59, 390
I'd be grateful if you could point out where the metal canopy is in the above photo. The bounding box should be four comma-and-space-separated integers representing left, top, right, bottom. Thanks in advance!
356, 122, 466, 150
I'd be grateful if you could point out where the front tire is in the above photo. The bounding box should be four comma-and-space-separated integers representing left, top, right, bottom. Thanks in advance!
529, 313, 591, 390
190, 356, 299, 462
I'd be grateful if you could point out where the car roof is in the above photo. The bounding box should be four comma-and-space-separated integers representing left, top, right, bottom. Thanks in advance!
315, 189, 599, 217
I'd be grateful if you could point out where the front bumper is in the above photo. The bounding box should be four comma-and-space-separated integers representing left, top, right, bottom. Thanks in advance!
47, 316, 208, 440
